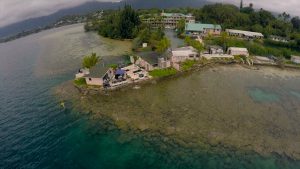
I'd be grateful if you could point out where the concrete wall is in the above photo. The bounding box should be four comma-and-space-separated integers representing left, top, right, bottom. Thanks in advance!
171, 54, 199, 63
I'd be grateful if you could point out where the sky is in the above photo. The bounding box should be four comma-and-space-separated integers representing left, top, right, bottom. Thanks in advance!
209, 0, 300, 16
0, 0, 120, 27
0, 0, 299, 27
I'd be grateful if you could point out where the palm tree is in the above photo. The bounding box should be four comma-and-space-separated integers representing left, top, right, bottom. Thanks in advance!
82, 53, 101, 69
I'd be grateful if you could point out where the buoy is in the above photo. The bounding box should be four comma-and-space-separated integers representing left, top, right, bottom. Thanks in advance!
60, 101, 65, 109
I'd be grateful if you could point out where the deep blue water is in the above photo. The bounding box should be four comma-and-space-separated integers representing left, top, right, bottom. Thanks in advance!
1, 25, 300, 169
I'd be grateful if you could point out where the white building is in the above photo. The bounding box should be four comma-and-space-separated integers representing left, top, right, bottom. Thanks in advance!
143, 12, 195, 28
227, 47, 249, 57
226, 29, 264, 39
269, 35, 289, 43
171, 46, 199, 63
291, 55, 300, 64
208, 45, 224, 54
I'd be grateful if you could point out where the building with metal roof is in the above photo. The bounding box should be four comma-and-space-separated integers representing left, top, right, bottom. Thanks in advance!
171, 46, 200, 63
185, 23, 222, 36
226, 29, 264, 39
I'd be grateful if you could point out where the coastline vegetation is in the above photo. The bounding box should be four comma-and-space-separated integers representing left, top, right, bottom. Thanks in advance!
149, 68, 177, 78
74, 77, 87, 86
82, 53, 101, 69
181, 60, 198, 71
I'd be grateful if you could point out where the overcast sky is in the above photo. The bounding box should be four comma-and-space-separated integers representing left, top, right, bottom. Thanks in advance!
0, 0, 299, 27
209, 0, 300, 16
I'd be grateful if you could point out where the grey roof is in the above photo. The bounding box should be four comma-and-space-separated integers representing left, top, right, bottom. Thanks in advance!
172, 46, 196, 51
209, 45, 223, 49
137, 51, 162, 65
226, 29, 264, 37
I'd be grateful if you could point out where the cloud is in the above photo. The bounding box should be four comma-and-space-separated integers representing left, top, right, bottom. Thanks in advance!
0, 0, 118, 27
208, 0, 300, 16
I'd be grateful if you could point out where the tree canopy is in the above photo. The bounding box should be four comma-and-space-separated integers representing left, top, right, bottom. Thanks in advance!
156, 37, 171, 53
98, 5, 141, 39
82, 53, 100, 69
192, 3, 296, 38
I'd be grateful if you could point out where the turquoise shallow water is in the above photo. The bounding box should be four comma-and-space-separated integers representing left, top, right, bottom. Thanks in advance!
248, 88, 280, 102
1, 24, 300, 169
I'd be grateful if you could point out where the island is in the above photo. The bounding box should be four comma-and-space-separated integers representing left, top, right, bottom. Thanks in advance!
55, 2, 300, 164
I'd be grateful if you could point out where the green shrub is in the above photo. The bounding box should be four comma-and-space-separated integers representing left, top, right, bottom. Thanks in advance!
74, 78, 87, 86
181, 60, 197, 71
149, 68, 177, 77
108, 64, 118, 69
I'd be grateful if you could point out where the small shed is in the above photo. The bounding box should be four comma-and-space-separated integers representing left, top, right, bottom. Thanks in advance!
227, 47, 249, 57
136, 51, 169, 71
208, 45, 224, 54
270, 35, 289, 43
291, 55, 300, 64
171, 46, 199, 63
142, 43, 148, 48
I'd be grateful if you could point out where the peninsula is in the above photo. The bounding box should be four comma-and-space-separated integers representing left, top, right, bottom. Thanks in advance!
74, 3, 300, 91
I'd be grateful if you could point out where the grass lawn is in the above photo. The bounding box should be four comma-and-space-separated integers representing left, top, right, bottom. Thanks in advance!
149, 68, 177, 78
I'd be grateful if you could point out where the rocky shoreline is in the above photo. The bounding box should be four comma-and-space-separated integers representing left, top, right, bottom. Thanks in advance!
74, 61, 300, 96
55, 64, 300, 161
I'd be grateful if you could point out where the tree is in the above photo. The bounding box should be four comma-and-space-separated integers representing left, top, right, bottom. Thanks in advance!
98, 5, 140, 39
249, 3, 253, 8
184, 36, 204, 52
82, 53, 101, 69
240, 3, 254, 14
251, 24, 264, 33
156, 37, 170, 53
220, 32, 229, 50
278, 12, 291, 22
119, 5, 141, 39
240, 0, 243, 10
291, 17, 300, 30
176, 19, 186, 36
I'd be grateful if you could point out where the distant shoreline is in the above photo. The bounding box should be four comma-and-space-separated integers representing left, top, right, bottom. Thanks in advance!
0, 22, 85, 44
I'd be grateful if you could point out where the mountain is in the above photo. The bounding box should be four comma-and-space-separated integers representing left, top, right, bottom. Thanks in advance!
0, 0, 209, 39
0, 1, 120, 38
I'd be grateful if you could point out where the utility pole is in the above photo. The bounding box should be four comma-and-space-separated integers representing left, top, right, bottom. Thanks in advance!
240, 0, 244, 10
